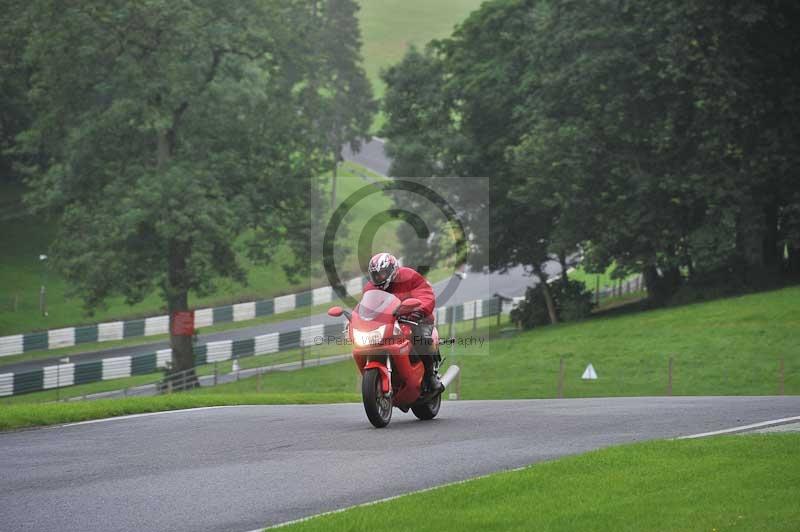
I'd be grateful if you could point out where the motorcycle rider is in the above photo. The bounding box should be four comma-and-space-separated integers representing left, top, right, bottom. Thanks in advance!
364, 252, 443, 393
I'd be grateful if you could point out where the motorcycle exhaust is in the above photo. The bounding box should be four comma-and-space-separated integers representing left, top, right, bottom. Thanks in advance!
440, 364, 461, 390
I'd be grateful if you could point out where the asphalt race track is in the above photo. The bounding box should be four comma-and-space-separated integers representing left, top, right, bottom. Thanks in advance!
342, 138, 391, 176
2, 396, 798, 532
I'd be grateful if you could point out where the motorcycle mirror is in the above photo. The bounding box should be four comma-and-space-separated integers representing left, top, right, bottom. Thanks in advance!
395, 298, 422, 315
328, 306, 343, 317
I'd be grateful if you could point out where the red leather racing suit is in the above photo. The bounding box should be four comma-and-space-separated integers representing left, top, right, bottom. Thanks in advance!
363, 266, 436, 324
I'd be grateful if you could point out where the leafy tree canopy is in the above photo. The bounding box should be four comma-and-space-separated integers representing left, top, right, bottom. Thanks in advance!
13, 0, 374, 370
382, 0, 800, 312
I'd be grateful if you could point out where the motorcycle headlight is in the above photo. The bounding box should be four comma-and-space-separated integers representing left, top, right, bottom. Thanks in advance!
352, 325, 386, 346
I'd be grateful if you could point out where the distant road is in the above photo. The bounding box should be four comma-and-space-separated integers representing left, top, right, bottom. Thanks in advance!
342, 137, 390, 176
1, 265, 549, 374
2, 396, 798, 532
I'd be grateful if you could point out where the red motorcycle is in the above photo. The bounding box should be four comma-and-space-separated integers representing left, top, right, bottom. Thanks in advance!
328, 290, 460, 428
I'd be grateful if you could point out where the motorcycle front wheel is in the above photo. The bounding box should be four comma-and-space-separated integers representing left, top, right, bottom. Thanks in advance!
362, 369, 392, 428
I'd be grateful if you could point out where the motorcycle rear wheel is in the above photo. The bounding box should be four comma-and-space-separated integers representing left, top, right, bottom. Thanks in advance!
411, 390, 441, 420
362, 369, 392, 428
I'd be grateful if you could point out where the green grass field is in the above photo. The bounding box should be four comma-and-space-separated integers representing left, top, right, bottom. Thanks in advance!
359, 0, 486, 131
188, 285, 800, 398
273, 434, 800, 532
569, 263, 638, 293
358, 0, 486, 101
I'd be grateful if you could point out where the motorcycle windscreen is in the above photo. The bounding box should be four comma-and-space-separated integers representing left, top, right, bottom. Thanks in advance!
356, 290, 400, 323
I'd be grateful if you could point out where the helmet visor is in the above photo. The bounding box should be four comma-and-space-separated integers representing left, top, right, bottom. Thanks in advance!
370, 269, 389, 285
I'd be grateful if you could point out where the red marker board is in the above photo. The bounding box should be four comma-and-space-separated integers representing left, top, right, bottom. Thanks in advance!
171, 311, 195, 336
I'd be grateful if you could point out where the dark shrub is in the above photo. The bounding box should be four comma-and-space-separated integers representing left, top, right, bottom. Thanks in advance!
511, 279, 595, 329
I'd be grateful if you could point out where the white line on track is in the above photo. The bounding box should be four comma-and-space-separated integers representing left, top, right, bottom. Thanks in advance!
677, 415, 800, 439
60, 405, 269, 428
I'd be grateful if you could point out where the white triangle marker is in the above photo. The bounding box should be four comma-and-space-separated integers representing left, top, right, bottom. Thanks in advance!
582, 363, 598, 380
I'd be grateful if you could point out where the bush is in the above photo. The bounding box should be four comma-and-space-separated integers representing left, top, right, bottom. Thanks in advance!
511, 279, 595, 329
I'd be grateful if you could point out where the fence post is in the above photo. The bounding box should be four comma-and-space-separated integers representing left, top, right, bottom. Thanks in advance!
301, 341, 305, 369
472, 300, 477, 332
496, 296, 502, 327
779, 357, 784, 396
667, 357, 673, 396
213, 361, 218, 386
167, 380, 173, 394
448, 308, 454, 339
557, 357, 564, 399
595, 276, 600, 305
256, 369, 262, 393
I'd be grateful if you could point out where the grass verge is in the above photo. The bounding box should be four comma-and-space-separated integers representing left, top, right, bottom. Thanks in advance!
272, 434, 800, 532
174, 285, 800, 399
0, 341, 350, 404
0, 393, 359, 431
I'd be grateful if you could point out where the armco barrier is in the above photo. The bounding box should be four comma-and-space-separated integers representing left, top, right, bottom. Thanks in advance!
0, 276, 368, 358
0, 297, 519, 397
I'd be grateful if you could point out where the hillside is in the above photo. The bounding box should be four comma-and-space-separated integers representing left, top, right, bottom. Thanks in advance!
204, 285, 800, 398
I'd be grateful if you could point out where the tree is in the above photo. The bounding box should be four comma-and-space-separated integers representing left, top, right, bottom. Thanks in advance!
381, 0, 800, 311
0, 0, 34, 183
16, 0, 357, 380
512, 0, 800, 298
382, 1, 563, 322
306, 0, 376, 207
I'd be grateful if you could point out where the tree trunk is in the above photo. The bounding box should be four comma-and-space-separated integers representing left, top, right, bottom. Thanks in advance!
762, 200, 780, 275
158, 126, 196, 386
735, 206, 767, 283
167, 240, 193, 369
643, 265, 681, 305
558, 252, 569, 289
787, 243, 800, 274
168, 298, 194, 371
534, 266, 558, 325
541, 281, 558, 325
